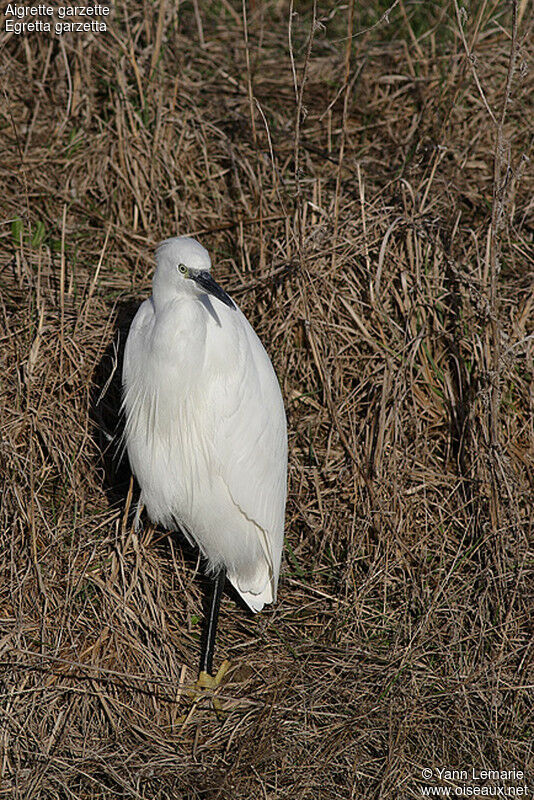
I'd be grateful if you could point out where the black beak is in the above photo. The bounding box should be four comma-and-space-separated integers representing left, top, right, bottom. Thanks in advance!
192, 271, 235, 309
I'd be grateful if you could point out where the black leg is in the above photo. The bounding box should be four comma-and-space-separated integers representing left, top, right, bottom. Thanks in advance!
200, 566, 226, 676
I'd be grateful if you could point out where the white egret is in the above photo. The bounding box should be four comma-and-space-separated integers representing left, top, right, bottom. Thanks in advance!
122, 237, 287, 686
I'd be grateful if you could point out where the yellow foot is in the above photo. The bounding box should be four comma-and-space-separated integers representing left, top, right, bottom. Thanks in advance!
180, 660, 231, 727
196, 660, 231, 691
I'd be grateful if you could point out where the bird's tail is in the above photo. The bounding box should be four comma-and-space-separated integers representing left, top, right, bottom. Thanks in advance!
232, 578, 275, 613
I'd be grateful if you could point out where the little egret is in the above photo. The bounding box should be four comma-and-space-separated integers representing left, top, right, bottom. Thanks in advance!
122, 237, 287, 687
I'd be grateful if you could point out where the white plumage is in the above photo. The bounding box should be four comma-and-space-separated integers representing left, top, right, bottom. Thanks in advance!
122, 237, 287, 612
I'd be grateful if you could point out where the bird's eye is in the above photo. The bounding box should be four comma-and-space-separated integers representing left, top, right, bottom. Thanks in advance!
178, 263, 188, 274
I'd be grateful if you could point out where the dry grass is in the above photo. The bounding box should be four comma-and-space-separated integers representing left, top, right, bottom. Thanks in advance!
1, 1, 533, 798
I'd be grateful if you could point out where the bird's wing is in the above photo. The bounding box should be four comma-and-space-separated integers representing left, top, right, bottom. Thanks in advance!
207, 312, 287, 585
121, 298, 156, 444
122, 299, 154, 391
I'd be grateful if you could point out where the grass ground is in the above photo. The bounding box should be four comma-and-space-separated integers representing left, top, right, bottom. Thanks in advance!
0, 1, 533, 798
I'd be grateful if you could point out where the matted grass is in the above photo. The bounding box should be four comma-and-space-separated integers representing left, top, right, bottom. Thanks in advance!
0, 1, 532, 798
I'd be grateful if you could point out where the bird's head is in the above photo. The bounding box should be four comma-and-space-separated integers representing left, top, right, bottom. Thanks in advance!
153, 237, 235, 309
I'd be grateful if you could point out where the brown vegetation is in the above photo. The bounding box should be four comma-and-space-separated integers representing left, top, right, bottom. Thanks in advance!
0, 1, 532, 797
